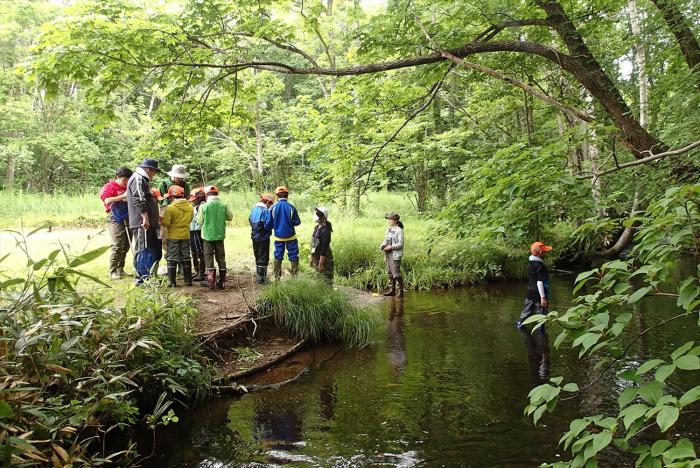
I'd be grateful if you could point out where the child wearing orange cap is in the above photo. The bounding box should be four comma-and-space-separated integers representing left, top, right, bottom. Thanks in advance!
270, 186, 301, 279
516, 241, 553, 329
161, 185, 194, 287
197, 185, 233, 289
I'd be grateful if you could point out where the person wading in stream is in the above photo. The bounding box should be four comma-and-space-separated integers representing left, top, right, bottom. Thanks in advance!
249, 194, 274, 284
380, 213, 404, 297
161, 185, 194, 287
310, 206, 333, 283
100, 166, 133, 280
197, 186, 233, 289
271, 186, 301, 279
516, 241, 553, 329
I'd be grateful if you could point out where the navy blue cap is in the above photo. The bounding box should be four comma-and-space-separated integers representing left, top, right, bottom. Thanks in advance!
138, 158, 161, 172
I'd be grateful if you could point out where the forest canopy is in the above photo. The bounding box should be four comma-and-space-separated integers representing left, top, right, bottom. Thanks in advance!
1, 0, 699, 246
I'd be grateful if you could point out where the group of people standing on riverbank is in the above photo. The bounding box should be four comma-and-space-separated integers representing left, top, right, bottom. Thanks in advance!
99, 159, 407, 294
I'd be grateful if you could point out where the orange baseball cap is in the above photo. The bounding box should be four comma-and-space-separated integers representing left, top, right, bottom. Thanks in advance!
260, 193, 274, 204
205, 185, 219, 194
168, 185, 185, 197
188, 187, 205, 201
530, 241, 553, 254
275, 186, 289, 195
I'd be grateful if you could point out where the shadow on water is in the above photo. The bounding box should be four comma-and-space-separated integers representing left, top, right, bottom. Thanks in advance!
144, 274, 698, 467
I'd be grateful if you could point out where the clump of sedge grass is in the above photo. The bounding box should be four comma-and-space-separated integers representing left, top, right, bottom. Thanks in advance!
255, 275, 382, 347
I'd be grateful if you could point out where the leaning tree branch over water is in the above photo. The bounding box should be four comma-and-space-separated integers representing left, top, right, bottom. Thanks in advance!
575, 140, 700, 179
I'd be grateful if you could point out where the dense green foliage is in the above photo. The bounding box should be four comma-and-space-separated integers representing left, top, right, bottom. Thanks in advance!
256, 275, 382, 347
0, 0, 699, 465
524, 183, 700, 466
0, 236, 212, 465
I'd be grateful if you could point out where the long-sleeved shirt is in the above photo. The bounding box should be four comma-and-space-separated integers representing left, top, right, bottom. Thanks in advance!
197, 196, 233, 241
380, 226, 404, 260
311, 222, 332, 257
249, 202, 273, 241
99, 180, 128, 223
162, 199, 194, 240
126, 167, 159, 229
526, 255, 550, 301
270, 198, 301, 241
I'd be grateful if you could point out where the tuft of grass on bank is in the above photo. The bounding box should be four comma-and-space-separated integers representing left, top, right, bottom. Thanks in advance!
256, 275, 382, 348
0, 248, 212, 465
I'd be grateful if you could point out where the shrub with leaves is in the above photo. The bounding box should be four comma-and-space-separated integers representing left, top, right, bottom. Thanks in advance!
0, 232, 212, 465
256, 275, 382, 347
522, 184, 700, 467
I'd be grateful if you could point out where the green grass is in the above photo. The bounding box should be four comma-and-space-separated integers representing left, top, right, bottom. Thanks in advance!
256, 275, 382, 347
0, 190, 531, 290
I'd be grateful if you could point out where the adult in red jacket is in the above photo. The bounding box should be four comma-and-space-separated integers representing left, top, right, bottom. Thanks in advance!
100, 167, 133, 280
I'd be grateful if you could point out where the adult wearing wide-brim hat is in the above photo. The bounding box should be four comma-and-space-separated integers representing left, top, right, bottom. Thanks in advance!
380, 212, 405, 297
158, 164, 191, 207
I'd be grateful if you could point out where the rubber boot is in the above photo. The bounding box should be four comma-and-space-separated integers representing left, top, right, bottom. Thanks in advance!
191, 252, 201, 280
273, 259, 283, 280
256, 266, 267, 284
182, 262, 193, 286
290, 260, 299, 276
205, 269, 216, 290
382, 278, 396, 296
397, 277, 404, 297
217, 268, 227, 289
166, 262, 177, 287
194, 256, 206, 281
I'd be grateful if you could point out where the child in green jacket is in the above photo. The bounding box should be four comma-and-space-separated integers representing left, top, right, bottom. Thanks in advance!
161, 185, 194, 287
196, 186, 233, 289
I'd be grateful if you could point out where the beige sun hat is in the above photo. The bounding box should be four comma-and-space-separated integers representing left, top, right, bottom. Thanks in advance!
167, 164, 190, 179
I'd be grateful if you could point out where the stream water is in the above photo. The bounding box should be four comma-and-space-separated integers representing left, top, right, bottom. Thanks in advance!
146, 274, 697, 467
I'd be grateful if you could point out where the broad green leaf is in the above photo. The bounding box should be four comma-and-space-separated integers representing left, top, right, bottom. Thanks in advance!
656, 406, 679, 432
563, 383, 579, 393
674, 355, 700, 370
671, 341, 695, 360
650, 440, 672, 457
655, 364, 676, 383
621, 404, 649, 430
635, 359, 664, 376
618, 387, 638, 408
68, 246, 110, 267
638, 381, 664, 405
679, 386, 700, 408
627, 286, 652, 304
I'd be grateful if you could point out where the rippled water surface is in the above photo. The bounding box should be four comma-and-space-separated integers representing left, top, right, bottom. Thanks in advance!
149, 275, 696, 467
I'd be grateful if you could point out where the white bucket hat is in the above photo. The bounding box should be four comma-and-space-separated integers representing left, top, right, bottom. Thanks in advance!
167, 164, 190, 179
314, 206, 329, 221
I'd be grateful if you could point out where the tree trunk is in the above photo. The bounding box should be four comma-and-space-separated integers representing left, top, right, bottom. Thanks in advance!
536, 1, 666, 156
5, 154, 15, 189
326, 0, 336, 94
628, 0, 648, 128
147, 90, 157, 116
254, 98, 264, 176
649, 0, 700, 71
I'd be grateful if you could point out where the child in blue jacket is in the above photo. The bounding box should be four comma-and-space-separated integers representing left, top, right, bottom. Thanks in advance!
249, 194, 274, 283
270, 186, 301, 279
